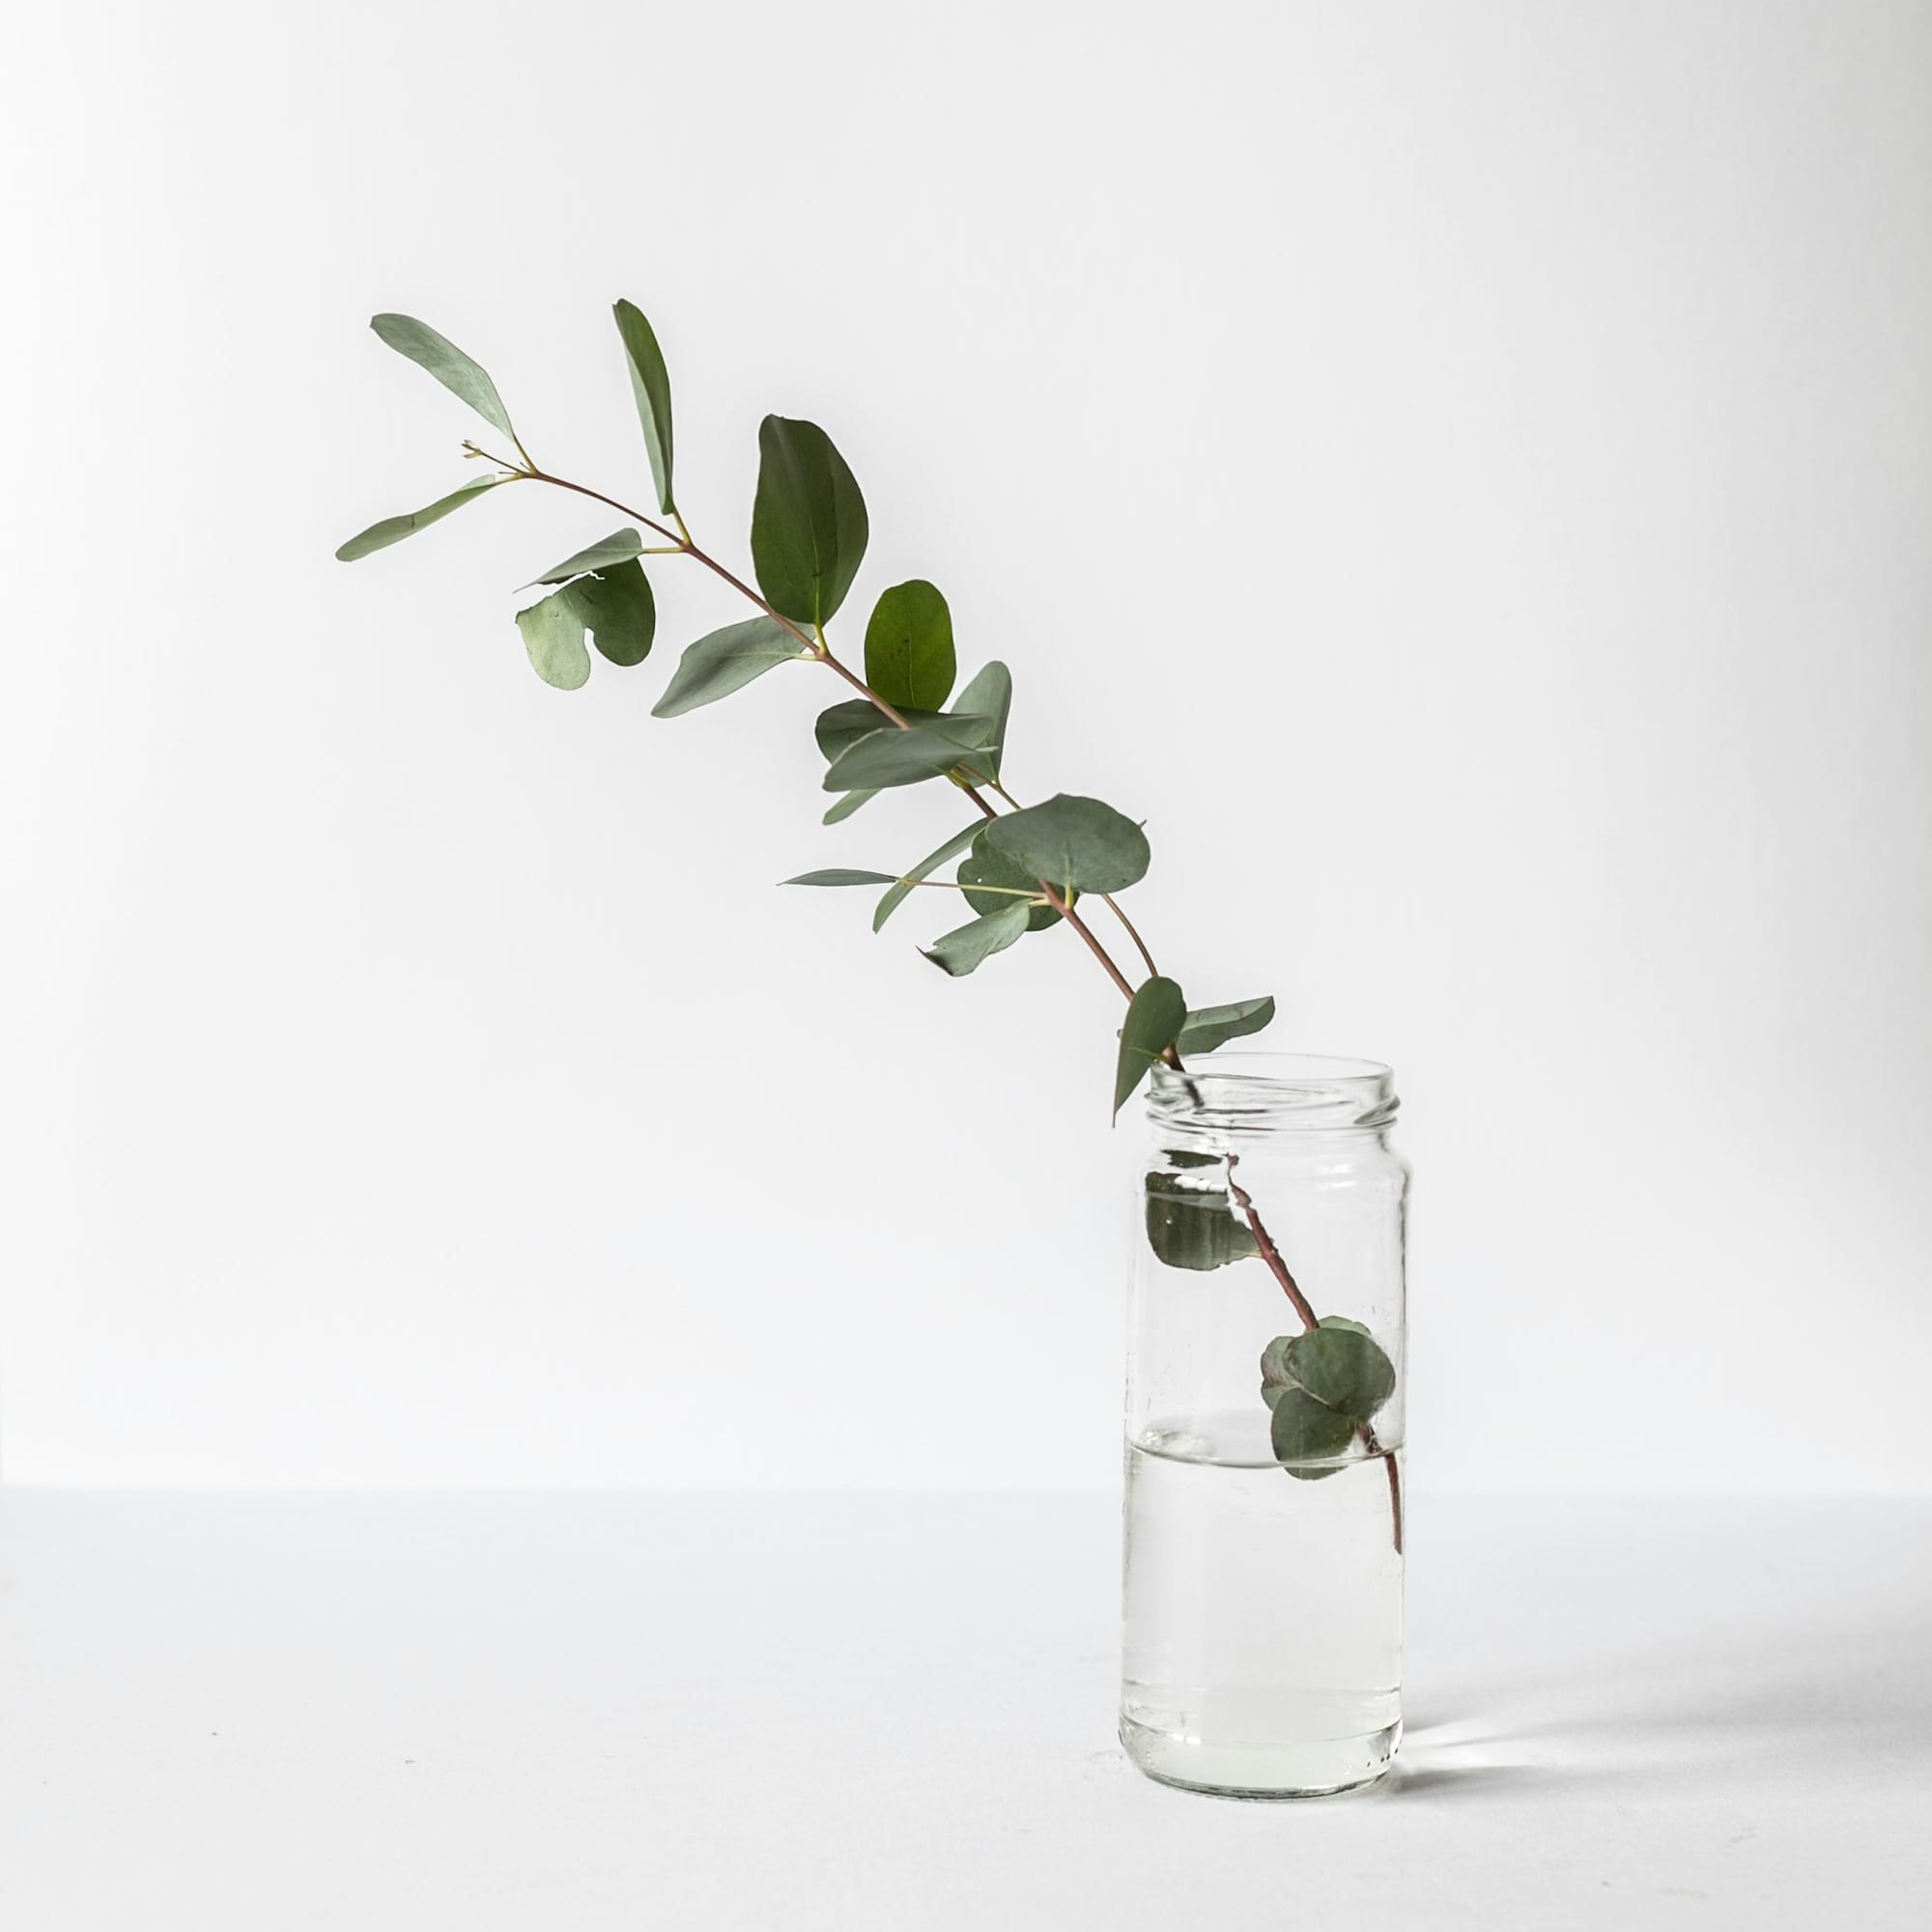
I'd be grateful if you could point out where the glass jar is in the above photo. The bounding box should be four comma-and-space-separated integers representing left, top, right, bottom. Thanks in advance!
1120, 1053, 1408, 1798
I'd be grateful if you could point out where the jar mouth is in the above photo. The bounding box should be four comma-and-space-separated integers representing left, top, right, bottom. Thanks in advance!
1147, 1051, 1398, 1136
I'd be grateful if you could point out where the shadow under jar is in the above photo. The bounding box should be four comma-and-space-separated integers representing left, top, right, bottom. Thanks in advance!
1121, 1053, 1408, 1799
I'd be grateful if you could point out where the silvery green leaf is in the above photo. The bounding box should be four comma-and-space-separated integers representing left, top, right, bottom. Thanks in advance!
652, 617, 804, 718
612, 299, 676, 514
371, 314, 518, 443
872, 823, 985, 931
1176, 995, 1276, 1056
526, 528, 644, 586
986, 794, 1151, 896
921, 902, 1032, 977
952, 662, 1011, 780
335, 480, 499, 561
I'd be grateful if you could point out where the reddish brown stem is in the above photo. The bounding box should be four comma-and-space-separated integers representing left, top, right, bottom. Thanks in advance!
1226, 1153, 1404, 1554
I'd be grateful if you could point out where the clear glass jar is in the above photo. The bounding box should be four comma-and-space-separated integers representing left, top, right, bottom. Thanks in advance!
1120, 1053, 1408, 1798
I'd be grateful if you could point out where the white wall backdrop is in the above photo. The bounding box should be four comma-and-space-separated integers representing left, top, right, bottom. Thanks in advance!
2, 0, 1926, 1492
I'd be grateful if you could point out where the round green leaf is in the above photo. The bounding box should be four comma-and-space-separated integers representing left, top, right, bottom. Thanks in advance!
864, 580, 955, 711
565, 560, 656, 667
1284, 1326, 1396, 1424
985, 794, 1150, 895
515, 593, 591, 691
957, 829, 1061, 931
751, 415, 868, 626
1269, 1388, 1358, 1466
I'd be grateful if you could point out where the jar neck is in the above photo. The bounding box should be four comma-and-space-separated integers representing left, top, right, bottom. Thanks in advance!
1146, 1053, 1398, 1151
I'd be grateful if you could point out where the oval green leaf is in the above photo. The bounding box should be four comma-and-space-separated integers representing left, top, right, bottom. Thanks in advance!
750, 416, 868, 626
1177, 996, 1277, 1056
1114, 975, 1186, 1117
864, 580, 955, 711
921, 902, 1032, 978
335, 480, 499, 562
612, 299, 676, 516
957, 828, 1061, 931
652, 617, 805, 718
516, 593, 592, 691
985, 794, 1151, 896
371, 314, 518, 443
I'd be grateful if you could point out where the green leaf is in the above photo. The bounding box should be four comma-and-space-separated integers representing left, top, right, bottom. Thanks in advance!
921, 902, 1032, 977
952, 662, 1012, 780
526, 528, 644, 586
872, 823, 984, 931
781, 868, 899, 887
1145, 1171, 1261, 1270
1114, 975, 1186, 1117
864, 580, 955, 711
612, 299, 676, 515
370, 315, 518, 443
751, 415, 868, 625
822, 788, 879, 825
335, 481, 498, 561
822, 717, 1000, 793
1177, 995, 1277, 1056
1280, 1326, 1396, 1423
1269, 1388, 1359, 1467
652, 617, 805, 718
513, 560, 657, 688
516, 595, 590, 691
986, 794, 1151, 895
957, 828, 1062, 931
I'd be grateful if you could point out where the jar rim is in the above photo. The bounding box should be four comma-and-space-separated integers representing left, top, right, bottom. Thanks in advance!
1147, 1050, 1398, 1134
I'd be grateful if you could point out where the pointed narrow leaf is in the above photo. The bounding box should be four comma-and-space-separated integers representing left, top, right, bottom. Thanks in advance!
371, 315, 517, 442
516, 594, 592, 690
751, 416, 868, 625
782, 868, 899, 887
952, 662, 1012, 780
526, 528, 644, 586
652, 617, 804, 718
1177, 995, 1276, 1056
822, 716, 999, 793
823, 787, 879, 824
986, 794, 1150, 895
957, 828, 1062, 931
921, 902, 1031, 977
335, 480, 499, 561
612, 299, 676, 515
1114, 975, 1186, 1117
864, 580, 955, 711
872, 823, 984, 931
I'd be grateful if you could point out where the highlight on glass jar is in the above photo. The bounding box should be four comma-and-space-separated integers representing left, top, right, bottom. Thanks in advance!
1120, 1053, 1409, 1799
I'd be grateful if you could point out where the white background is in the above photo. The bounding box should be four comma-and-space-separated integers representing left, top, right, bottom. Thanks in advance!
2, 0, 1926, 1494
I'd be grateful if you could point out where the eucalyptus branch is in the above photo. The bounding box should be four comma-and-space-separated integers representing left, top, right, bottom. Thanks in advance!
337, 300, 1399, 1538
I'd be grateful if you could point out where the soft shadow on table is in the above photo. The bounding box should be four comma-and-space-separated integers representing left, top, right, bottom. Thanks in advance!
1392, 1598, 1932, 1804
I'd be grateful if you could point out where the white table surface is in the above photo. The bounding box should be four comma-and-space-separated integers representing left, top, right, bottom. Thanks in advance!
1, 1491, 1925, 1929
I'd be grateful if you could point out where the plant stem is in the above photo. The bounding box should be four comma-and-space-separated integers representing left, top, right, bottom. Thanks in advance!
1225, 1154, 1404, 1554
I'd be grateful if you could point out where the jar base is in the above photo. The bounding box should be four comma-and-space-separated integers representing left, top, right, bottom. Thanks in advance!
1120, 1715, 1400, 1800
